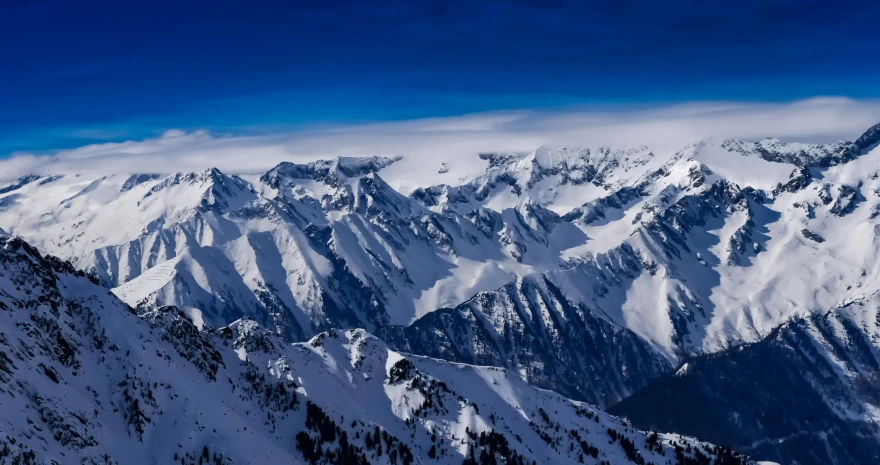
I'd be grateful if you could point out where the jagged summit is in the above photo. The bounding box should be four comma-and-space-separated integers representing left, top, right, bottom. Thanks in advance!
718, 120, 880, 168
854, 120, 880, 154
261, 155, 402, 189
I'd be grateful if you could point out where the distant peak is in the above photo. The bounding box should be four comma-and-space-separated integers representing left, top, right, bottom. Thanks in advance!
722, 137, 855, 168
0, 174, 44, 195
533, 145, 563, 169
478, 152, 526, 169
153, 167, 234, 189
335, 155, 402, 177
261, 155, 401, 188
121, 173, 162, 192
854, 121, 880, 153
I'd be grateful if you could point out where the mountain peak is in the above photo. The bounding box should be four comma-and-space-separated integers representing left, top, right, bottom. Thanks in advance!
854, 121, 880, 154
261, 156, 401, 189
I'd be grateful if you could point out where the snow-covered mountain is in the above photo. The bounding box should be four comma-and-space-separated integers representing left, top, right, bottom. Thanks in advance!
2, 121, 880, 464
0, 234, 750, 465
0, 157, 570, 341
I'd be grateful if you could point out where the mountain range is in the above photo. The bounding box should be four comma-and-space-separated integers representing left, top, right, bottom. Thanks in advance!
1, 121, 879, 464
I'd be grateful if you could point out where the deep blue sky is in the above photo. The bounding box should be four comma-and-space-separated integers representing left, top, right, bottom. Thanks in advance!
2, 0, 879, 154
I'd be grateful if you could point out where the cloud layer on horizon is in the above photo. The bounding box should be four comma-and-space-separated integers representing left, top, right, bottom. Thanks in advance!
3, 98, 880, 188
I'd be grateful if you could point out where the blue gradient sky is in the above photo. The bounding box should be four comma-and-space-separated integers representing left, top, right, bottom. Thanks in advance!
2, 0, 879, 154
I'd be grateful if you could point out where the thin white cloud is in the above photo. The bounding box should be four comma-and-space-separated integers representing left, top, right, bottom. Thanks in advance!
3, 97, 880, 189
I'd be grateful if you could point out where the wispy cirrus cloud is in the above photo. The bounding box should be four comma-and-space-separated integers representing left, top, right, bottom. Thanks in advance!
2, 97, 879, 189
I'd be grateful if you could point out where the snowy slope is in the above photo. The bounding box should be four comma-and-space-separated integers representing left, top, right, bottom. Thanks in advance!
0, 235, 750, 465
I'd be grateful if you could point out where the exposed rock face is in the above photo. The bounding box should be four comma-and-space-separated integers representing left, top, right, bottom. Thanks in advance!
0, 174, 43, 194
801, 228, 826, 242
853, 122, 880, 154
378, 272, 672, 406
726, 122, 880, 168
829, 184, 862, 216
261, 156, 402, 189
563, 186, 645, 225
723, 138, 855, 168
775, 166, 812, 193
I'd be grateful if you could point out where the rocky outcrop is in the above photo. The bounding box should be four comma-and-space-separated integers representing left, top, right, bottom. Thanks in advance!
829, 184, 862, 216
775, 166, 812, 193
563, 186, 644, 224
802, 228, 826, 243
